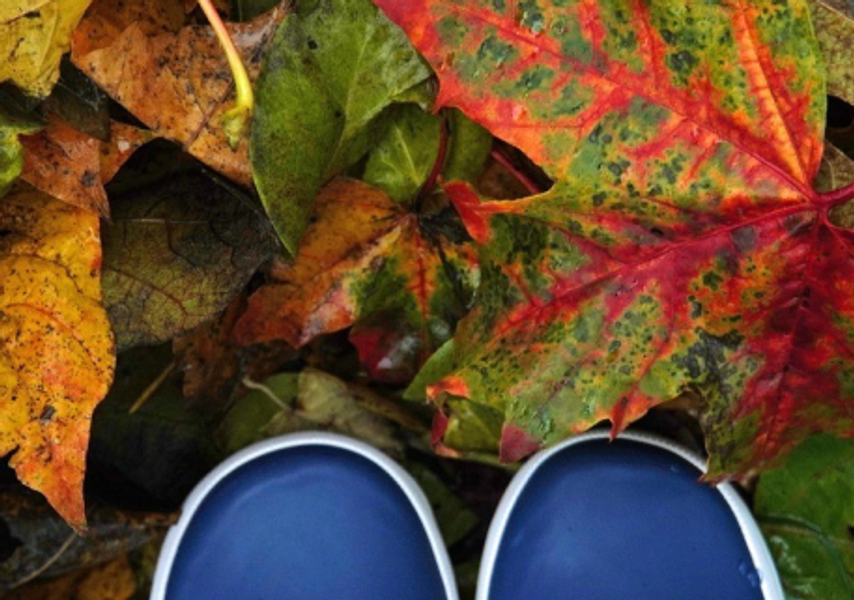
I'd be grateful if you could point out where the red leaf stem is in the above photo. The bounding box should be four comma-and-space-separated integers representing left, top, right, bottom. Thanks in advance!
818, 181, 854, 208
489, 147, 544, 195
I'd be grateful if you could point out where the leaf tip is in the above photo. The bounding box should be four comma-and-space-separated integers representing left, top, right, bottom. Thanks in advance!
499, 423, 542, 463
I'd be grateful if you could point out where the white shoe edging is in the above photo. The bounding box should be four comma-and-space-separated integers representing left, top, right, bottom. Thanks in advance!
474, 429, 785, 600
149, 431, 460, 600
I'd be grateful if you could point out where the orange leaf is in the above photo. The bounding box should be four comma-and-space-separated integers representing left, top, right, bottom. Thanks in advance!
72, 6, 285, 186
0, 185, 115, 531
20, 116, 152, 216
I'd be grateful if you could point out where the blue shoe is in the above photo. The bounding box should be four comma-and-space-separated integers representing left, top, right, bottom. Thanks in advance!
477, 430, 783, 600
150, 432, 458, 600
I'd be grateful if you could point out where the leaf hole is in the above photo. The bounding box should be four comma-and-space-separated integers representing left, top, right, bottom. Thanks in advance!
847, 525, 854, 539
827, 96, 854, 130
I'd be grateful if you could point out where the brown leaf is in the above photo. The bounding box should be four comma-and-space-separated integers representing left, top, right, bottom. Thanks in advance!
20, 116, 150, 216
72, 6, 285, 185
0, 487, 172, 594
5, 555, 136, 600
71, 0, 186, 58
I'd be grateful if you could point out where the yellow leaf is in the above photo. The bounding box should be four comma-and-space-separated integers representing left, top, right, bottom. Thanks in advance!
0, 0, 93, 97
0, 185, 115, 531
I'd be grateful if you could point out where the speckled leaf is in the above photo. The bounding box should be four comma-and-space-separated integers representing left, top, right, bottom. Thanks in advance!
72, 6, 284, 186
0, 0, 92, 97
19, 115, 150, 216
0, 185, 115, 531
102, 169, 278, 350
234, 177, 478, 383
810, 0, 854, 106
755, 434, 854, 599
251, 0, 430, 253
374, 0, 849, 475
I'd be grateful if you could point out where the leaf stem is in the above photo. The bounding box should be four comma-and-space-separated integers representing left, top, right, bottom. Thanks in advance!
197, 0, 254, 148
490, 146, 543, 195
818, 180, 854, 207
416, 110, 450, 211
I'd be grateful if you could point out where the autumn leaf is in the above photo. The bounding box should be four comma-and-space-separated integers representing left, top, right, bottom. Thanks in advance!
234, 177, 478, 383
755, 434, 854, 599
71, 5, 285, 186
0, 0, 92, 97
371, 0, 854, 476
102, 167, 277, 350
20, 115, 151, 216
250, 0, 431, 253
0, 185, 115, 531
810, 0, 854, 106
0, 105, 42, 199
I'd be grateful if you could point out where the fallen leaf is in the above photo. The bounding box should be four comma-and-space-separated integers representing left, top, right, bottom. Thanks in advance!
0, 105, 42, 198
755, 434, 854, 599
251, 0, 431, 252
72, 6, 285, 186
5, 555, 136, 600
0, 487, 170, 594
373, 0, 853, 476
810, 0, 854, 105
102, 168, 278, 350
71, 0, 186, 58
88, 344, 221, 507
233, 177, 478, 383
172, 292, 299, 412
20, 115, 152, 216
0, 0, 92, 97
0, 184, 115, 530
218, 369, 413, 455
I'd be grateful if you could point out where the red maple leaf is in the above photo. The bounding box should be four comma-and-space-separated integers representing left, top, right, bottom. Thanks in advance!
373, 0, 854, 475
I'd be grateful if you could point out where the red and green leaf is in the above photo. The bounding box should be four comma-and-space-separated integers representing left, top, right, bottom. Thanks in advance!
372, 0, 854, 476
233, 177, 478, 384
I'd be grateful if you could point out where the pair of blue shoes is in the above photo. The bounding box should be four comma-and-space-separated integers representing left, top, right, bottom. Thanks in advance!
151, 430, 782, 599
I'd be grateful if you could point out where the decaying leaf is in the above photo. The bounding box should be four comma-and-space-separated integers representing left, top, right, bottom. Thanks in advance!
218, 369, 416, 455
0, 0, 92, 97
251, 0, 431, 252
0, 185, 115, 530
234, 177, 478, 383
0, 487, 171, 594
810, 0, 854, 106
20, 115, 151, 216
72, 5, 285, 186
755, 434, 854, 599
102, 169, 278, 350
372, 0, 854, 476
5, 555, 136, 600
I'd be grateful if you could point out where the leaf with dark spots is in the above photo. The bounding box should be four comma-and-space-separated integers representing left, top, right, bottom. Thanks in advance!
0, 487, 171, 594
755, 434, 854, 599
809, 0, 854, 106
72, 5, 284, 186
0, 0, 93, 97
374, 0, 854, 476
251, 0, 431, 252
102, 169, 278, 350
20, 115, 151, 216
0, 184, 114, 531
233, 177, 478, 384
